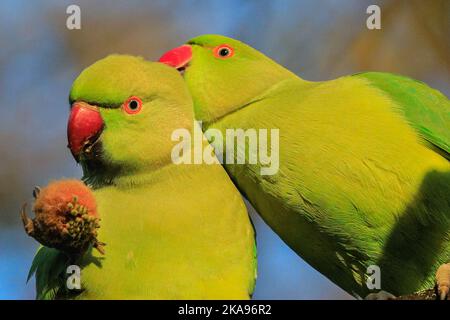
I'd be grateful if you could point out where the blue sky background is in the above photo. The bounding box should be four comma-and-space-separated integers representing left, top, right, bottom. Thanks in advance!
0, 0, 448, 299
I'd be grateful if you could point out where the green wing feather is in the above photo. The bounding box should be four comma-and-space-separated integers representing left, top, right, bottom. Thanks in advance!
355, 72, 450, 157
28, 246, 70, 300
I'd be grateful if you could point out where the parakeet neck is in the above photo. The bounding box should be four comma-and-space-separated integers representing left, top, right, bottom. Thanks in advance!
110, 162, 203, 189
81, 128, 200, 189
81, 157, 176, 189
194, 65, 305, 125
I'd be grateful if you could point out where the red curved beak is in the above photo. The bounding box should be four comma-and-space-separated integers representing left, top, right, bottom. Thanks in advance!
67, 102, 104, 161
158, 44, 192, 70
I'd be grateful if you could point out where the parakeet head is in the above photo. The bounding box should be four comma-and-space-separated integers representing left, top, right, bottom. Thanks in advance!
159, 34, 296, 123
68, 55, 193, 184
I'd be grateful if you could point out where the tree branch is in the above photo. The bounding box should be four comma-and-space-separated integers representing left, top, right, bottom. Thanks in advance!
395, 288, 438, 300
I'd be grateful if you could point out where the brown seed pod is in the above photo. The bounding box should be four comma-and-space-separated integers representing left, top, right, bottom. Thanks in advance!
21, 179, 105, 255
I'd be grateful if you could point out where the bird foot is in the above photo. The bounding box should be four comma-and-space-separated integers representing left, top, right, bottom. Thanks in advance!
365, 290, 396, 300
436, 263, 450, 300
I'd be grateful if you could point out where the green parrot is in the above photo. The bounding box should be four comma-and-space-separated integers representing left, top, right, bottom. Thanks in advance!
159, 34, 450, 298
27, 55, 256, 299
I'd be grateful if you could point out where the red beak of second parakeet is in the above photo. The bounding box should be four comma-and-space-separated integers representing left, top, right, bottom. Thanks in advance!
67, 102, 104, 162
158, 44, 192, 73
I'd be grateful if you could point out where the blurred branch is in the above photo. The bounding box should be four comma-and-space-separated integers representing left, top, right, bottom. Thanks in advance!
410, 0, 450, 72
396, 288, 438, 300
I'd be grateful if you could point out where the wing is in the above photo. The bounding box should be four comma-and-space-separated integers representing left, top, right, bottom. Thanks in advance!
28, 246, 70, 300
355, 72, 450, 158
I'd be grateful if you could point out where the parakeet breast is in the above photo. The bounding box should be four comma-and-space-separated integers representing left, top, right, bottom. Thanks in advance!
206, 75, 450, 296
77, 163, 256, 299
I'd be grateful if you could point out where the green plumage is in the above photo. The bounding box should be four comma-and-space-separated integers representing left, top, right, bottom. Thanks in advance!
181, 34, 450, 297
356, 72, 450, 156
29, 55, 256, 299
28, 247, 71, 300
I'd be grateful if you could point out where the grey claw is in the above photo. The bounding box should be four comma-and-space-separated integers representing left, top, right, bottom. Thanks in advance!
32, 186, 41, 199
20, 203, 34, 236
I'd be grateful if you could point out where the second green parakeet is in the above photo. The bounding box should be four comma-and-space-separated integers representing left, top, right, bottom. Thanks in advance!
28, 55, 256, 299
159, 34, 450, 298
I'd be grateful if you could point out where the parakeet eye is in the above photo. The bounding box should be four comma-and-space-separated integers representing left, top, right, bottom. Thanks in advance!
214, 45, 234, 59
123, 96, 143, 114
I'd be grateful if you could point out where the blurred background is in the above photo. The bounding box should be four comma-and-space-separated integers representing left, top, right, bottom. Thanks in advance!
0, 0, 448, 299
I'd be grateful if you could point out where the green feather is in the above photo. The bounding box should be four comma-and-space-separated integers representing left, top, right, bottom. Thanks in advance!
29, 55, 257, 299
356, 72, 450, 157
28, 246, 70, 300
181, 34, 450, 297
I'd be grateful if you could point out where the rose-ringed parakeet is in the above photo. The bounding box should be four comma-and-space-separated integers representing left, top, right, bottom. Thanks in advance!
26, 55, 256, 299
159, 34, 450, 298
